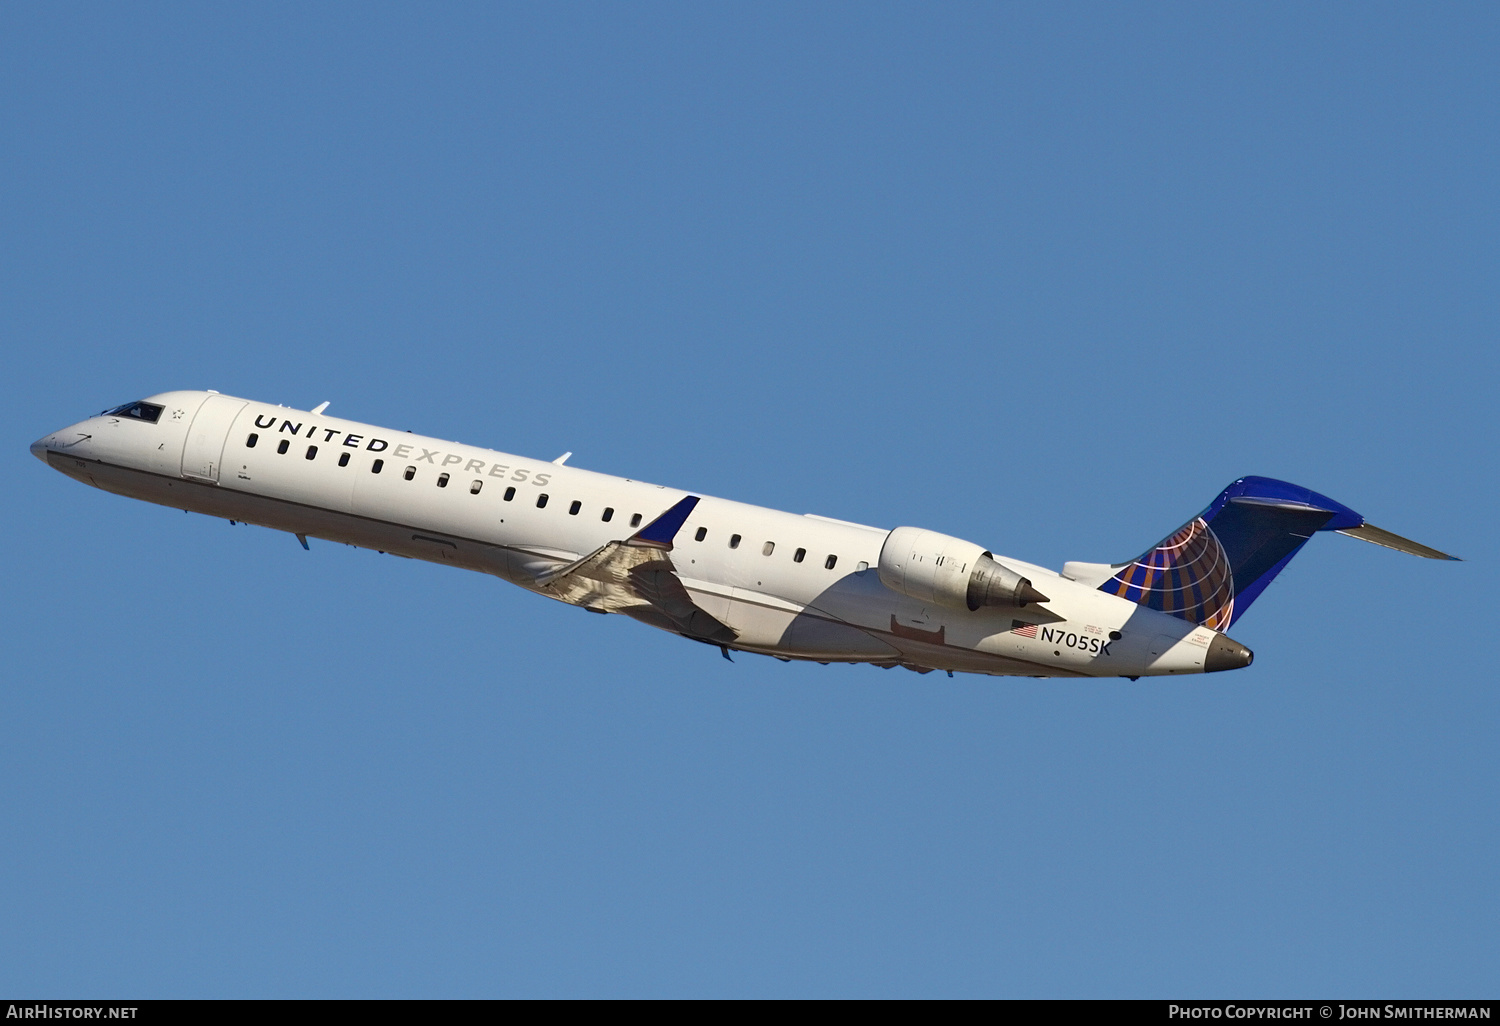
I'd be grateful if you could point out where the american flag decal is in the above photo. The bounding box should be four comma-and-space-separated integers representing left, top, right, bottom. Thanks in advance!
1011, 620, 1038, 639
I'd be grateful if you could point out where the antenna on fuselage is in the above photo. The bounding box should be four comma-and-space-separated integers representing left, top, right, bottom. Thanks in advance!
310, 401, 330, 415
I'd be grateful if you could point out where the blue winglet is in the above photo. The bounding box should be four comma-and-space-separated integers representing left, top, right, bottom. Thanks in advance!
631, 495, 700, 548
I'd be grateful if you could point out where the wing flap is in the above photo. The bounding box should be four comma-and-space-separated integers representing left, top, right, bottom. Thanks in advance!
628, 563, 737, 643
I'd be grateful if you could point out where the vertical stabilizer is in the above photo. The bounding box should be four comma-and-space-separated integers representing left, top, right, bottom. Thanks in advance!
1100, 477, 1371, 628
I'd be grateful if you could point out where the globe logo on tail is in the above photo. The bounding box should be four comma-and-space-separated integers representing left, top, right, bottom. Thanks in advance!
1103, 517, 1235, 630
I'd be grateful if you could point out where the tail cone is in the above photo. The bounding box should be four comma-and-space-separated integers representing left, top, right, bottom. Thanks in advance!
1205, 634, 1253, 673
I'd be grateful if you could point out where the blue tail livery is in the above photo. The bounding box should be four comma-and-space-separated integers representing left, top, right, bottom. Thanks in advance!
1100, 476, 1459, 629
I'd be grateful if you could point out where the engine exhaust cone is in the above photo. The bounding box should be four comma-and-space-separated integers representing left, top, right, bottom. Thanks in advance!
966, 554, 1051, 610
1018, 582, 1050, 606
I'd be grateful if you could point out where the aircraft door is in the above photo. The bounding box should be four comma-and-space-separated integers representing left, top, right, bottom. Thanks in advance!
180, 395, 247, 482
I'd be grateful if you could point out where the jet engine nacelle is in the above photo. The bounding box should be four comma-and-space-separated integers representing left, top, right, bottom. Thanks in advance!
877, 526, 1050, 612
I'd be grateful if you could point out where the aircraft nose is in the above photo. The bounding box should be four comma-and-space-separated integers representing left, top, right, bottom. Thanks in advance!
30, 435, 54, 464
1205, 633, 1254, 673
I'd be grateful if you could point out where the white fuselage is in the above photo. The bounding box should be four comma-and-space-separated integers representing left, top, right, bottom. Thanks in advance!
33, 390, 1241, 678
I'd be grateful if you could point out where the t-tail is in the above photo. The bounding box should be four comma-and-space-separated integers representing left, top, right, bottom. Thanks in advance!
1094, 476, 1459, 630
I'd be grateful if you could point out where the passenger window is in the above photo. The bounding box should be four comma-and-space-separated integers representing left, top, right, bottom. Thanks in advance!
372, 459, 384, 474
277, 439, 290, 455
602, 507, 614, 522
338, 452, 350, 467
305, 445, 318, 460
437, 473, 449, 488
762, 541, 775, 556
729, 534, 741, 549
537, 494, 548, 508
694, 527, 707, 542
824, 554, 838, 570
404, 466, 416, 481
569, 500, 581, 515
470, 480, 482, 494
630, 513, 642, 527
246, 433, 258, 448
504, 486, 515, 501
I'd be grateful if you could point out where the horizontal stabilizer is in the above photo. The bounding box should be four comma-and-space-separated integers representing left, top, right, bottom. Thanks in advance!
1337, 524, 1460, 561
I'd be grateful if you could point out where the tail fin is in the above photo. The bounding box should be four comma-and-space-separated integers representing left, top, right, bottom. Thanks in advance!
1099, 476, 1459, 629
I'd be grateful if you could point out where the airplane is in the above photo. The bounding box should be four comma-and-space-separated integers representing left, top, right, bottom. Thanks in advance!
31, 390, 1459, 679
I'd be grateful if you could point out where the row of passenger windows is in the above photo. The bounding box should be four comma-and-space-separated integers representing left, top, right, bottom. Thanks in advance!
246, 431, 848, 569
247, 430, 645, 523
688, 526, 840, 567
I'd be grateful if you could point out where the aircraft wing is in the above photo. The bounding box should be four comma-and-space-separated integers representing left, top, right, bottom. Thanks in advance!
535, 495, 738, 644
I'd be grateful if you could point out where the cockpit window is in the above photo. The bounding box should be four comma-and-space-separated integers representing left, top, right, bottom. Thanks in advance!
103, 401, 164, 424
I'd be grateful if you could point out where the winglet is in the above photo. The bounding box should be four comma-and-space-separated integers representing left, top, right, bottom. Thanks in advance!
631, 496, 700, 549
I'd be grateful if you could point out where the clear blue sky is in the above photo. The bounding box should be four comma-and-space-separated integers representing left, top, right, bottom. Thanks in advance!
2, 2, 1494, 998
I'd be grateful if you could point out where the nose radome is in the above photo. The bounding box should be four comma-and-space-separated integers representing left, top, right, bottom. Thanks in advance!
1205, 633, 1254, 673
30, 436, 53, 463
